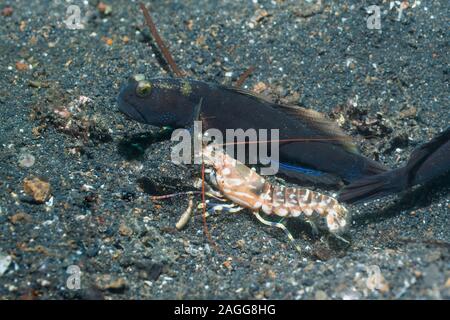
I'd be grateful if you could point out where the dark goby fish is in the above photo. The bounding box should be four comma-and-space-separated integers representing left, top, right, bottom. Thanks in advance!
117, 75, 387, 185
339, 127, 450, 203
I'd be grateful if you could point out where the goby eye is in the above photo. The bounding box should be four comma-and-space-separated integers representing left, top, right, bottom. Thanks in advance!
136, 81, 152, 97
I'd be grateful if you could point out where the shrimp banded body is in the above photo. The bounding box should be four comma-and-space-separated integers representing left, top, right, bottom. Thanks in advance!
201, 144, 350, 240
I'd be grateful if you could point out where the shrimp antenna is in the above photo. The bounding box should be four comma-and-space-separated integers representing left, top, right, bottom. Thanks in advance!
140, 2, 255, 88
139, 3, 184, 77
150, 191, 201, 200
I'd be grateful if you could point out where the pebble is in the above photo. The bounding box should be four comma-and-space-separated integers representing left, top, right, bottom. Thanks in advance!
366, 265, 390, 292
37, 279, 51, 287
314, 290, 328, 300
1, 6, 13, 17
18, 152, 35, 168
97, 2, 113, 16
252, 82, 268, 94
23, 177, 51, 203
95, 275, 128, 293
118, 223, 133, 237
248, 9, 270, 28
445, 278, 450, 289
15, 61, 28, 71
9, 212, 32, 224
341, 288, 362, 300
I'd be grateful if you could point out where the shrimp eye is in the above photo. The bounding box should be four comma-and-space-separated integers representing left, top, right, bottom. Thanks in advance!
136, 81, 152, 97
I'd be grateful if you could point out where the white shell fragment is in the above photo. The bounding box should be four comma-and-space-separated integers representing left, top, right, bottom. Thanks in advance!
0, 252, 12, 276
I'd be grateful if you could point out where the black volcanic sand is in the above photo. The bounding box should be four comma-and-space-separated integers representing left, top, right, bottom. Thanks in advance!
0, 0, 448, 299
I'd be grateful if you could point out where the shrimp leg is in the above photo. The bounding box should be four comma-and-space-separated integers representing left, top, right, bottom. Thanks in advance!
253, 211, 302, 253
